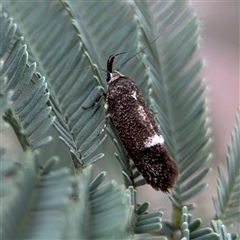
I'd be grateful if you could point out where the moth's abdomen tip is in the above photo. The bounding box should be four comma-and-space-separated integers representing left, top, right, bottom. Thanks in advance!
136, 145, 178, 193
150, 162, 178, 193
158, 158, 178, 193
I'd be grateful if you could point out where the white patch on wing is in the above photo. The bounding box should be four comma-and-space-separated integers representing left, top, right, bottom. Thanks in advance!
145, 134, 164, 148
131, 91, 137, 100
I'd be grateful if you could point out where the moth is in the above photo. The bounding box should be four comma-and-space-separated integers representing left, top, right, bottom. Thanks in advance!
87, 53, 178, 193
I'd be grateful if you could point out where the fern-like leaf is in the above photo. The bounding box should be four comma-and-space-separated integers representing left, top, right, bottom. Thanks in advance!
0, 11, 54, 150
213, 110, 240, 226
63, 170, 163, 239
3, 1, 107, 167
147, 1, 212, 218
0, 150, 75, 239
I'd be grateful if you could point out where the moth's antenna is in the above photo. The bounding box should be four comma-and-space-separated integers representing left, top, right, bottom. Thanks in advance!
115, 52, 127, 57
118, 35, 162, 71
118, 11, 186, 71
87, 52, 127, 74
53, 65, 108, 73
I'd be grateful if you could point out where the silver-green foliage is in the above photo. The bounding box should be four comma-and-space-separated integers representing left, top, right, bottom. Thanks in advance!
0, 151, 73, 239
181, 206, 218, 240
1, 1, 239, 239
149, 2, 212, 211
211, 219, 239, 240
0, 11, 54, 150
213, 110, 240, 226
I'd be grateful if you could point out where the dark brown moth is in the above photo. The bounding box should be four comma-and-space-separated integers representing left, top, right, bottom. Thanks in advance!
101, 54, 178, 192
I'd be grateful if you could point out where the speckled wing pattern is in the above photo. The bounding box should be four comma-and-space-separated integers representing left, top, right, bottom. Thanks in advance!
105, 75, 178, 192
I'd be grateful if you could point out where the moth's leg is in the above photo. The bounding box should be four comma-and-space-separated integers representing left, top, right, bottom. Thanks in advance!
98, 113, 110, 136
83, 92, 110, 136
82, 93, 107, 109
150, 108, 158, 116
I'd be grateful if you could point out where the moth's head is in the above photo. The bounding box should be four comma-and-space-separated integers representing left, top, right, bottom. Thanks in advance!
106, 53, 125, 83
